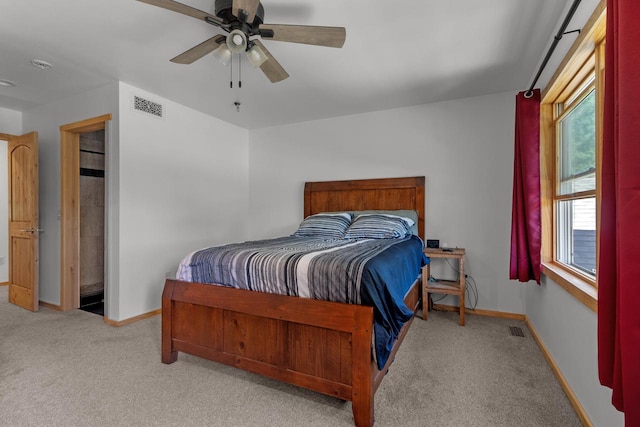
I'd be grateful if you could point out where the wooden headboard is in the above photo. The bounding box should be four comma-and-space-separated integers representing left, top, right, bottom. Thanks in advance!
304, 176, 425, 239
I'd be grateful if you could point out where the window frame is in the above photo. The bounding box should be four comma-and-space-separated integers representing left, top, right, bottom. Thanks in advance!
553, 74, 597, 281
540, 2, 606, 313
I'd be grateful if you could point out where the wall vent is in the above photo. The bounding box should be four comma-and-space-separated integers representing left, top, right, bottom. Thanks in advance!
133, 96, 163, 117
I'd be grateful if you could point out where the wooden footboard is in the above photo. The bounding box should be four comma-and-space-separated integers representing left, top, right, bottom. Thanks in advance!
162, 278, 420, 427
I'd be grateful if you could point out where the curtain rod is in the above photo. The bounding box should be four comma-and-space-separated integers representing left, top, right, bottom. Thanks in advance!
524, 0, 582, 98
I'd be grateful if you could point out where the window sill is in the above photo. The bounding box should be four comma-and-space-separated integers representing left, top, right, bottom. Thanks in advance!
541, 263, 597, 313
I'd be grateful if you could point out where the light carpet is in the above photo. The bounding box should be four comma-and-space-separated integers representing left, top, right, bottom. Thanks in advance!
0, 286, 580, 426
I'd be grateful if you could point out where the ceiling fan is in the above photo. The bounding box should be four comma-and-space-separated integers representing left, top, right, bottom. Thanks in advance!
138, 0, 346, 83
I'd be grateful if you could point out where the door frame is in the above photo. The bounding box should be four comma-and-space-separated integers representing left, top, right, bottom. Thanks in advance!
59, 114, 111, 311
0, 134, 6, 287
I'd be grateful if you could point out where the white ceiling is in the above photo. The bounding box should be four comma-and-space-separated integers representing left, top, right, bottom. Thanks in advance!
0, 0, 597, 129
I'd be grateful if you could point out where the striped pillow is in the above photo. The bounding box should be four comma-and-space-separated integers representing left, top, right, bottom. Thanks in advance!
343, 214, 414, 239
293, 213, 352, 239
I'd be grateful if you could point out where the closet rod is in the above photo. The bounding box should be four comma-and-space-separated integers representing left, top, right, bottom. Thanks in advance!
524, 0, 582, 98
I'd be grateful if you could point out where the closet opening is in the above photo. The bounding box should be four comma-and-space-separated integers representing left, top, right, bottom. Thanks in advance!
60, 113, 111, 316
78, 129, 105, 316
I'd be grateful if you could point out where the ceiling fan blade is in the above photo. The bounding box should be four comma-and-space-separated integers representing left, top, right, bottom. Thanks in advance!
232, 0, 261, 23
170, 35, 226, 64
259, 24, 346, 48
137, 0, 223, 25
252, 40, 289, 83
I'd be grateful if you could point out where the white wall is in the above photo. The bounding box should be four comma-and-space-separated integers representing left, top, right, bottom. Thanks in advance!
0, 106, 22, 134
21, 81, 249, 321
526, 278, 623, 425
22, 83, 120, 306
0, 106, 23, 282
116, 82, 249, 321
248, 91, 526, 314
248, 90, 621, 424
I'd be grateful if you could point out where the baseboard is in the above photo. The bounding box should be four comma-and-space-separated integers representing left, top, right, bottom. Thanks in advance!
524, 318, 593, 427
0, 281, 8, 286
38, 299, 159, 325
433, 304, 592, 427
104, 308, 161, 327
39, 301, 62, 311
435, 304, 526, 320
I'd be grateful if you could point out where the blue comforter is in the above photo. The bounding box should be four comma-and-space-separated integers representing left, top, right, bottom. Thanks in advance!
360, 235, 426, 368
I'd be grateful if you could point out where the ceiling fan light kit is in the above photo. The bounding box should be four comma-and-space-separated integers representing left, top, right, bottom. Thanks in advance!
138, 0, 346, 83
246, 44, 268, 68
212, 44, 233, 66
226, 29, 248, 54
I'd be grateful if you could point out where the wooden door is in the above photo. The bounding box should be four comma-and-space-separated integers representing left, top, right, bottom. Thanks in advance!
8, 132, 39, 311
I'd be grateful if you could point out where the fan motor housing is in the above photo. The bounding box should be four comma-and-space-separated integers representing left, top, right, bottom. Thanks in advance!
215, 0, 265, 26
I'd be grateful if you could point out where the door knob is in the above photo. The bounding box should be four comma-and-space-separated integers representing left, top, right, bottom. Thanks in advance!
19, 228, 44, 233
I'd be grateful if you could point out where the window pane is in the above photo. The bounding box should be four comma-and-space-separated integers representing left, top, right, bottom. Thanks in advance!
558, 90, 596, 195
556, 197, 596, 276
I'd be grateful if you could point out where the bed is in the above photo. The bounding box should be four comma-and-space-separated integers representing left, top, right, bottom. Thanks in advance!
162, 176, 425, 427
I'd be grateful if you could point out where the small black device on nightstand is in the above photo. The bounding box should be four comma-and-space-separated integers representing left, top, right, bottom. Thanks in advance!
426, 239, 439, 248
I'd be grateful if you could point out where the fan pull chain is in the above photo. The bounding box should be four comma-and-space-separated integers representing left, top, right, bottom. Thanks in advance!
231, 55, 241, 113
229, 55, 243, 89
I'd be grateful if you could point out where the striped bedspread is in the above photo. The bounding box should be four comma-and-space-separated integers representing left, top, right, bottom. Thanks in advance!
177, 235, 425, 369
177, 236, 412, 305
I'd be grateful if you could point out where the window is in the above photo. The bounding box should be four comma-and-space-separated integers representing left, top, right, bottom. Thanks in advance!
540, 4, 605, 311
555, 82, 597, 278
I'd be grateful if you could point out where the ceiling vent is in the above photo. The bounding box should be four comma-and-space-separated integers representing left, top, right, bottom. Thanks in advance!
30, 59, 53, 70
133, 96, 163, 118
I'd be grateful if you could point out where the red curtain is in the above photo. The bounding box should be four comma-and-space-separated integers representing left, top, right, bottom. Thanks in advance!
510, 89, 542, 284
598, 0, 640, 424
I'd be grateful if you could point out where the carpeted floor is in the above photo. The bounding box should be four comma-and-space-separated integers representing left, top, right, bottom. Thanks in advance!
0, 286, 580, 426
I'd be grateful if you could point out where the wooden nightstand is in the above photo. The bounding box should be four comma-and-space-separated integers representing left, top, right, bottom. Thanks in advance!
422, 247, 466, 326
